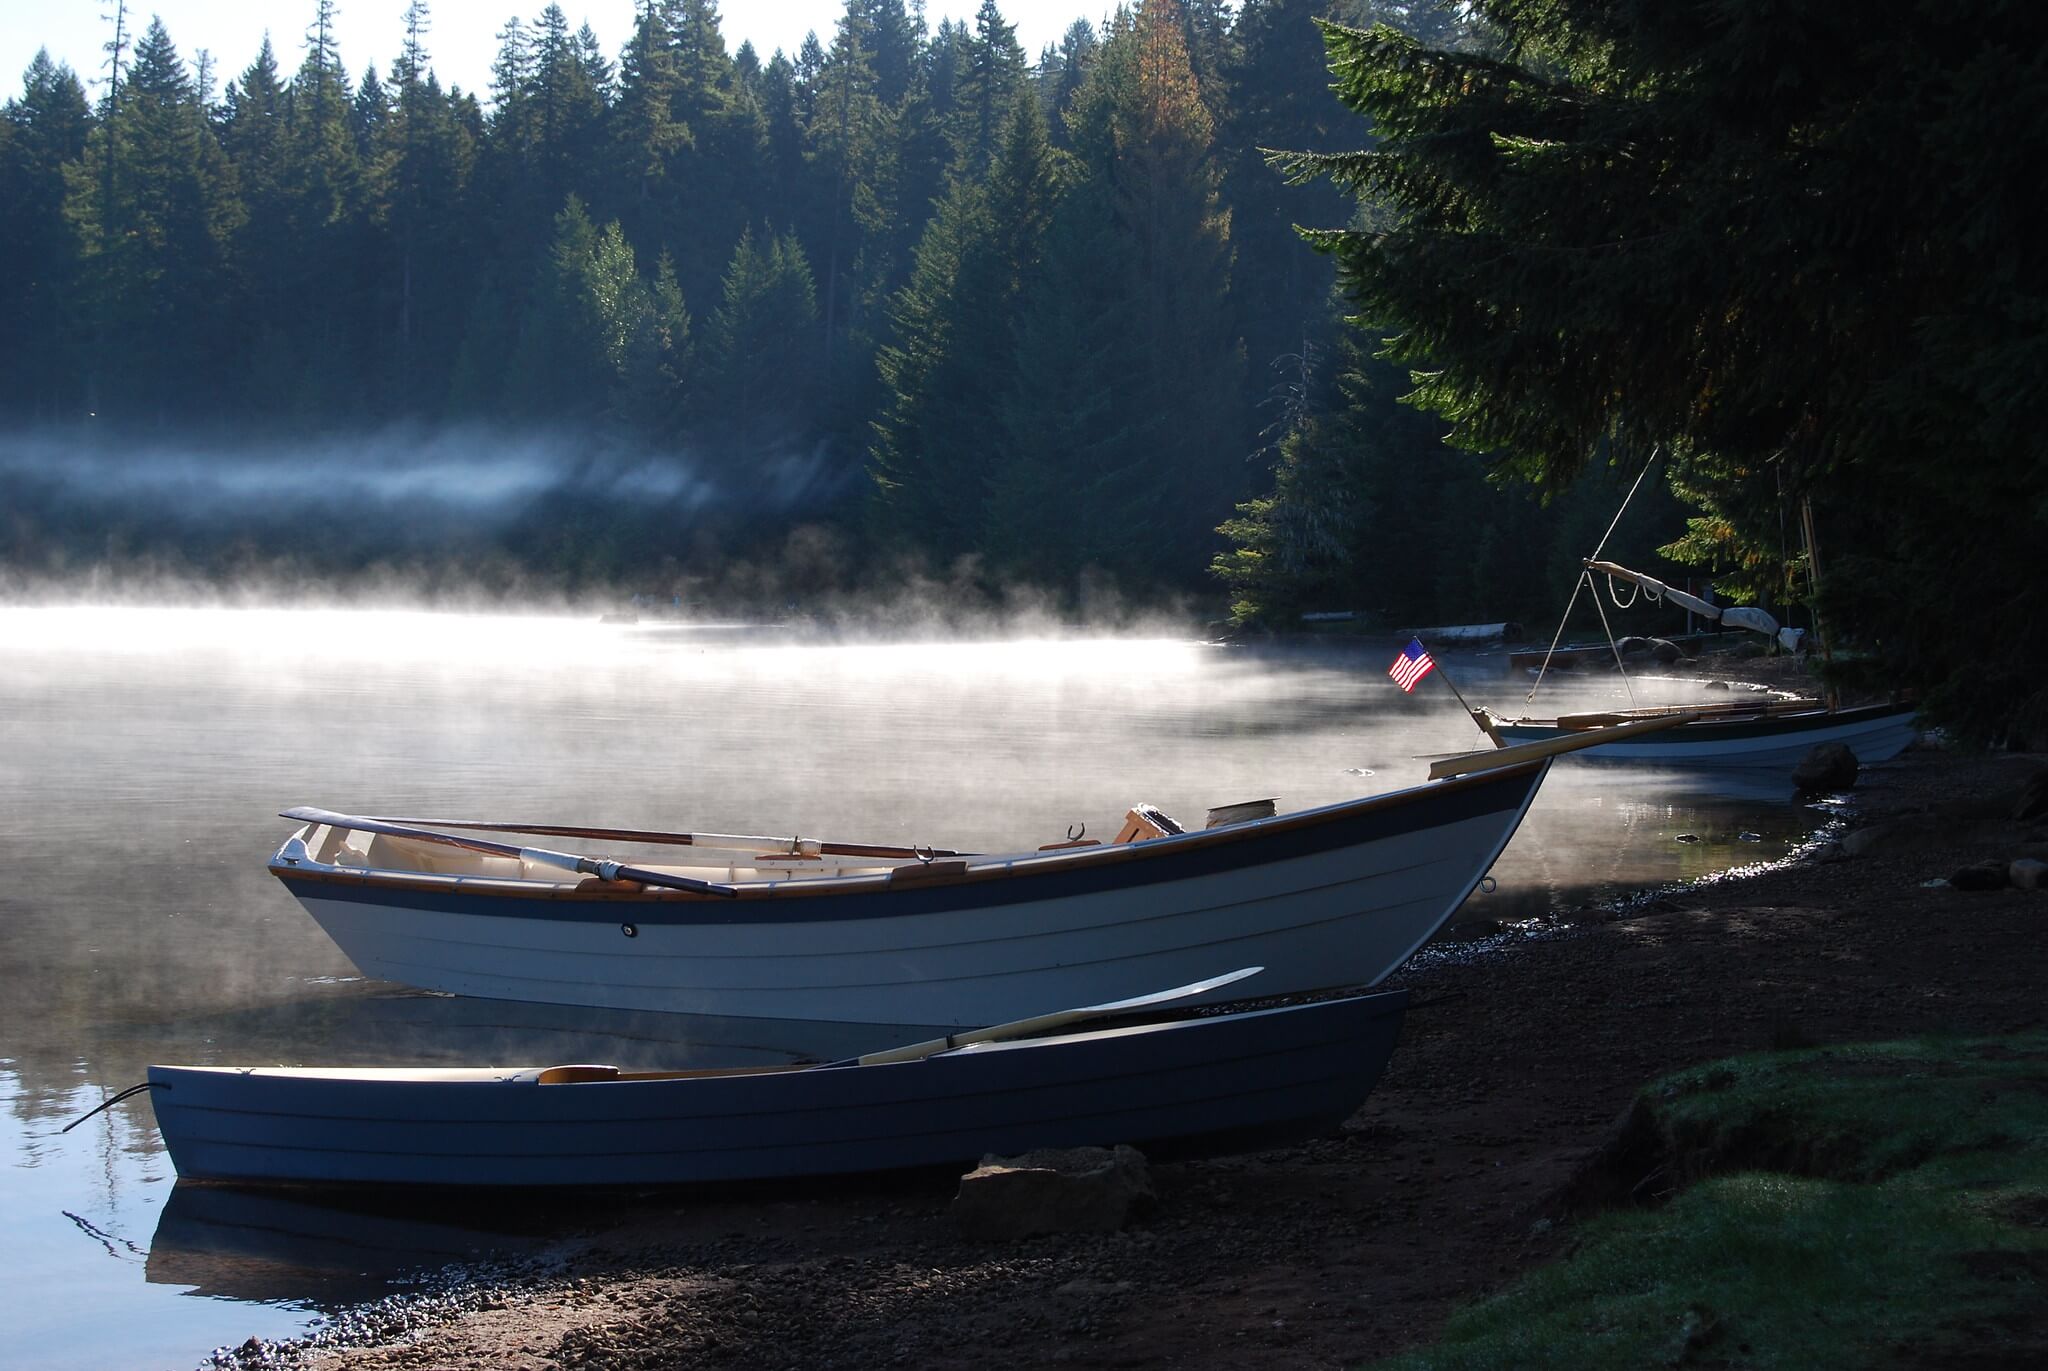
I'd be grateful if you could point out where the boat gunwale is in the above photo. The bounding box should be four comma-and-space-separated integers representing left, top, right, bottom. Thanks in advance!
148, 991, 1413, 1090
268, 761, 1548, 907
1497, 700, 1915, 739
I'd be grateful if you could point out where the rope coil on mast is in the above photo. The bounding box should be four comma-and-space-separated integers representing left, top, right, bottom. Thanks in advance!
1604, 569, 1665, 611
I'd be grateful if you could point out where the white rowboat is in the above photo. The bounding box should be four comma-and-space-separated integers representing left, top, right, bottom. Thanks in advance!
1484, 700, 1917, 772
269, 763, 1551, 1041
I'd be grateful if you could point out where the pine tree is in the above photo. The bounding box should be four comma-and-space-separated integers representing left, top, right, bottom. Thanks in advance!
806, 2, 894, 366
375, 3, 476, 407
1038, 20, 1098, 147
869, 93, 1066, 567
868, 179, 993, 556
994, 178, 1141, 581
528, 4, 605, 221
67, 17, 241, 419
0, 51, 92, 418
861, 0, 921, 108
273, 0, 365, 412
950, 0, 1025, 178
703, 225, 819, 434
614, 250, 693, 439
1219, 0, 1359, 382
756, 51, 807, 214
352, 64, 390, 155
612, 0, 688, 225
1045, 0, 1246, 582
505, 194, 615, 419
655, 0, 770, 311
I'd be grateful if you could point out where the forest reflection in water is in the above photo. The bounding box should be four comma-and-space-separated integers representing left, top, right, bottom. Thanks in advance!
0, 606, 1817, 1370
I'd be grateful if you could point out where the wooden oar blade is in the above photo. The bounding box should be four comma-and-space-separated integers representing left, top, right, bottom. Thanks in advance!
1071, 964, 1264, 1016
850, 966, 1266, 1068
280, 804, 361, 827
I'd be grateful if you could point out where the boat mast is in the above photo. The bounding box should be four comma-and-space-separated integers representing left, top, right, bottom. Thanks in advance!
1527, 447, 1661, 704
1798, 496, 1838, 708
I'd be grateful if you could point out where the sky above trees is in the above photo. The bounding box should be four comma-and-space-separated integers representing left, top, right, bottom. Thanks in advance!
0, 0, 1098, 103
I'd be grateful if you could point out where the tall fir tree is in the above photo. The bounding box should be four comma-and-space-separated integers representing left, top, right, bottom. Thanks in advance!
1041, 0, 1246, 582
806, 1, 894, 371
869, 94, 1067, 569
702, 225, 819, 437
277, 0, 367, 412
67, 17, 240, 420
949, 0, 1026, 178
0, 51, 91, 417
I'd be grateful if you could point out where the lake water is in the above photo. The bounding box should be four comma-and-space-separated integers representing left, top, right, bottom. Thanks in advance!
0, 606, 1821, 1370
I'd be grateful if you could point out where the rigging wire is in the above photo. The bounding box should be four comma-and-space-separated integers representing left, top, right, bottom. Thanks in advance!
1590, 444, 1662, 562
1527, 444, 1662, 702
1588, 568, 1640, 709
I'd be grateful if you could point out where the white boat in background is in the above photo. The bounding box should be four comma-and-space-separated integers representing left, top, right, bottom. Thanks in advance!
1500, 555, 1918, 771
267, 759, 1556, 1039
1483, 698, 1918, 772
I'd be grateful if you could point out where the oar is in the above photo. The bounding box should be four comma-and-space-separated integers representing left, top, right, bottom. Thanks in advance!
1426, 709, 1702, 780
280, 806, 741, 898
352, 814, 967, 861
844, 965, 1265, 1067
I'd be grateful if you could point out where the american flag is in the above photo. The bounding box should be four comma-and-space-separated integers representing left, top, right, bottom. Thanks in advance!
1387, 638, 1437, 693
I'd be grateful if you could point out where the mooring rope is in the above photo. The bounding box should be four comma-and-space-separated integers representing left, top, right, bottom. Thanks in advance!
61, 1081, 161, 1134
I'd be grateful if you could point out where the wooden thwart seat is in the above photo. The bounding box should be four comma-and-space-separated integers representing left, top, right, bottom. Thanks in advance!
1113, 805, 1185, 844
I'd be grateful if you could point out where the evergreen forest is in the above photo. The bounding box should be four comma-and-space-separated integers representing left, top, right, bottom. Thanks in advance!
0, 1, 1679, 620
2, 0, 2041, 739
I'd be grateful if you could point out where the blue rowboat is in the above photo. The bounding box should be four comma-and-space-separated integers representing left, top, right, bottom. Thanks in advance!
146, 989, 1408, 1188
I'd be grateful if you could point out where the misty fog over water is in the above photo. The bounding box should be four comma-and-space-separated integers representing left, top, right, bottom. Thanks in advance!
0, 426, 857, 596
0, 605, 1817, 1369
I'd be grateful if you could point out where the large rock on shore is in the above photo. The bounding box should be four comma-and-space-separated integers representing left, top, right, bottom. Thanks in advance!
952, 1145, 1156, 1240
1793, 742, 1860, 793
1950, 860, 2010, 891
2014, 767, 2048, 822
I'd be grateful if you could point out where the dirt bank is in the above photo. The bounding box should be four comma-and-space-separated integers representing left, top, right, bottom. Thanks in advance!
274, 722, 2046, 1370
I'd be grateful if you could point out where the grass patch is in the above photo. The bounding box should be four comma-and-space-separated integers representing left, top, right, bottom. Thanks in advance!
1374, 1033, 2048, 1369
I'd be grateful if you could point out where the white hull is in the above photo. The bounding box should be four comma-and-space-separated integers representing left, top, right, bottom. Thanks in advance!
1498, 706, 1917, 772
276, 765, 1548, 1033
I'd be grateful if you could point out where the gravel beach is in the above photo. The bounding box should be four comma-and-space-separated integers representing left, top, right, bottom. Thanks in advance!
246, 683, 2046, 1371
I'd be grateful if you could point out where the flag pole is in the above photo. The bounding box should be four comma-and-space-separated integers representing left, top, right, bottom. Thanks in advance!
1418, 639, 1506, 749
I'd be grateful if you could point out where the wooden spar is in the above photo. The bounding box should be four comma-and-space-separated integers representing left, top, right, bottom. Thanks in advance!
350, 815, 966, 861
845, 966, 1267, 1067
1428, 711, 1702, 780
1582, 559, 1726, 622
1545, 697, 1820, 729
278, 806, 742, 898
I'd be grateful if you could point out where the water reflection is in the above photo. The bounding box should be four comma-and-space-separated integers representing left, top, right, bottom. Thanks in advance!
0, 607, 1825, 1369
147, 1185, 547, 1307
